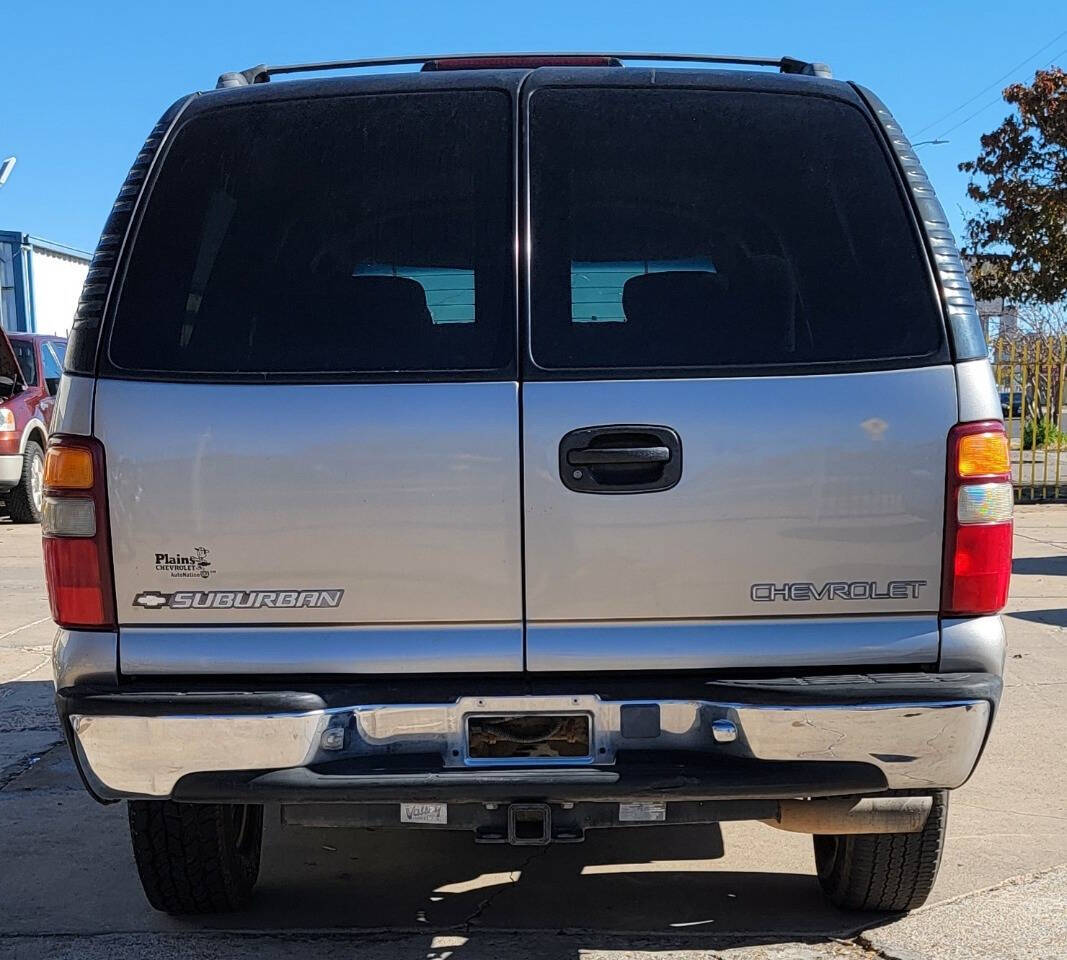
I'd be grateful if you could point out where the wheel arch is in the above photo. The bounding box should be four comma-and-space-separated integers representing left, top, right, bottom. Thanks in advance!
20, 418, 47, 455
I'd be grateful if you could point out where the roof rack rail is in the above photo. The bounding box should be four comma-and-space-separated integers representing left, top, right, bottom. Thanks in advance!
216, 53, 832, 89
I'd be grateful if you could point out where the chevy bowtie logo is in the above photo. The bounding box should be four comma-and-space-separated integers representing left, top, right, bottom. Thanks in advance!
132, 591, 171, 609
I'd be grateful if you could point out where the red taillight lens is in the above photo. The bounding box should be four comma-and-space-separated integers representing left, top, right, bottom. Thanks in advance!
949, 524, 1013, 614
43, 538, 110, 627
41, 436, 115, 630
942, 421, 1013, 616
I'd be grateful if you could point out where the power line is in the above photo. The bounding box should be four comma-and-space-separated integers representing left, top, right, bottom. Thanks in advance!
930, 46, 1067, 140
914, 28, 1067, 136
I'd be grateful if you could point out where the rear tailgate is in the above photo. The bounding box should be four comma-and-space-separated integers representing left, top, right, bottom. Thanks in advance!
520, 76, 955, 670
97, 83, 523, 674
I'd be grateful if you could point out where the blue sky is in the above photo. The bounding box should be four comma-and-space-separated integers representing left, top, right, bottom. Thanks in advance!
1, 0, 1064, 253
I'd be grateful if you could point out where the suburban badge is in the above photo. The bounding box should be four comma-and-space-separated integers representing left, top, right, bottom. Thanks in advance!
132, 589, 345, 610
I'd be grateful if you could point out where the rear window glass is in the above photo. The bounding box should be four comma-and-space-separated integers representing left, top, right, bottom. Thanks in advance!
109, 92, 513, 377
528, 89, 943, 372
9, 339, 37, 385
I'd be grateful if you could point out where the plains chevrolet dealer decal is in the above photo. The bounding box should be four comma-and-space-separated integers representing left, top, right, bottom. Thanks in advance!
132, 589, 345, 610
154, 546, 216, 579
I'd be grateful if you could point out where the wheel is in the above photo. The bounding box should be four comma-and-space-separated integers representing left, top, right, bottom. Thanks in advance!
127, 800, 264, 914
7, 440, 44, 523
813, 791, 948, 912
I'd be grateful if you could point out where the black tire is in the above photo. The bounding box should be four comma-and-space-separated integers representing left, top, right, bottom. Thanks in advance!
7, 440, 44, 523
813, 791, 948, 912
128, 800, 263, 914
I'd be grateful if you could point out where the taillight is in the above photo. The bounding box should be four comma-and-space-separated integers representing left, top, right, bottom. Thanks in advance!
41, 436, 116, 629
942, 421, 1012, 616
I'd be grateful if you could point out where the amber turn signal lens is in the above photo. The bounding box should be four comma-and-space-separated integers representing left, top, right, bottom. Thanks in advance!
957, 432, 1009, 477
43, 446, 94, 490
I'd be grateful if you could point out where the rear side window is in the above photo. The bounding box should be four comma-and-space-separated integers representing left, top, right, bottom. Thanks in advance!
528, 88, 944, 373
41, 343, 62, 381
109, 92, 513, 377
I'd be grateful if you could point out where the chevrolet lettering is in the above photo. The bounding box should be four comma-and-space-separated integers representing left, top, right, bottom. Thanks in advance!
750, 580, 928, 602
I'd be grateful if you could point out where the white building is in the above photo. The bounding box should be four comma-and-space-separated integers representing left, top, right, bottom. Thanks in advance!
0, 231, 91, 337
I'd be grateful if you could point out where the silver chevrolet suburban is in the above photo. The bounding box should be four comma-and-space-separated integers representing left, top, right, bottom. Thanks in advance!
45, 53, 1012, 916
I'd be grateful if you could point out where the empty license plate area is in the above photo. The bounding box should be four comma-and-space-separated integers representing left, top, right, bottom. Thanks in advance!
466, 713, 592, 763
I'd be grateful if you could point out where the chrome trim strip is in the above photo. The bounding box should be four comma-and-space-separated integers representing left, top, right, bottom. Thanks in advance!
526, 616, 940, 672
120, 623, 524, 675
71, 693, 991, 798
733, 700, 989, 791
52, 629, 119, 689
71, 712, 325, 797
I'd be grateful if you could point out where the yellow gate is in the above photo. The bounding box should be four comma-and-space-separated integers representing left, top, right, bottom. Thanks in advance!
990, 336, 1067, 501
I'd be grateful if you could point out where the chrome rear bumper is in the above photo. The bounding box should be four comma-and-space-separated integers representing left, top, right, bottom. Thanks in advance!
66, 686, 995, 800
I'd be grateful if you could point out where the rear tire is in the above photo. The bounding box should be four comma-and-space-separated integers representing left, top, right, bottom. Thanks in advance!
813, 791, 948, 912
7, 441, 44, 523
128, 800, 263, 914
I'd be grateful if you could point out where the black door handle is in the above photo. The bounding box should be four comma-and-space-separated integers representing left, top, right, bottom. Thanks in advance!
559, 425, 682, 494
566, 446, 671, 466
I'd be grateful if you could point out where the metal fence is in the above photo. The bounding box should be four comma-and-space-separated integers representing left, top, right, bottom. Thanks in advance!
990, 336, 1067, 502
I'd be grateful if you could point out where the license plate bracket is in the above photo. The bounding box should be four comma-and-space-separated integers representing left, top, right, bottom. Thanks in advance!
466, 713, 592, 761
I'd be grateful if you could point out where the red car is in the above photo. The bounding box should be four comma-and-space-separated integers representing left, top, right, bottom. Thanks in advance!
0, 331, 67, 522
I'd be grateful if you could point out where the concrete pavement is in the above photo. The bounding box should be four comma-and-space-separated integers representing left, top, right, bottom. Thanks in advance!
1, 507, 1065, 959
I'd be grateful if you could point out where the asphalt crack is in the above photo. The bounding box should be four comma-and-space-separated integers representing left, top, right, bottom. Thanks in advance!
852, 932, 911, 959
0, 740, 64, 792
459, 845, 552, 932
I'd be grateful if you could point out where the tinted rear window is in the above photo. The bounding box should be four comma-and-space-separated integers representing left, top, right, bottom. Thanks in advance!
528, 88, 943, 372
109, 92, 513, 377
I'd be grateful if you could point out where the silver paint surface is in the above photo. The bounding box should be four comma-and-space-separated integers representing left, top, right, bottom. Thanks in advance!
95, 380, 523, 645
940, 615, 1007, 675
525, 615, 939, 672
52, 628, 118, 688
955, 358, 1003, 423
70, 692, 992, 798
120, 623, 522, 675
523, 367, 958, 626
50, 374, 95, 437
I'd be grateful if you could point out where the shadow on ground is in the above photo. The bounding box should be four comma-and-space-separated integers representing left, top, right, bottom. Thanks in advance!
1006, 607, 1067, 627
3, 744, 888, 953
1012, 555, 1067, 576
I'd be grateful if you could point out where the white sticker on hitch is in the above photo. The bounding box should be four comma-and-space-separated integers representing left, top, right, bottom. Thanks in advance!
618, 801, 667, 822
400, 802, 447, 825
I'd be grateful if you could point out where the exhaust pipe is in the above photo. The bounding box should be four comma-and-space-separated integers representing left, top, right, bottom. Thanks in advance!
763, 796, 932, 835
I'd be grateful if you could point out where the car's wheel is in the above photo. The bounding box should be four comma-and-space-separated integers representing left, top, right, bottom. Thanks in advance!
7, 440, 44, 523
813, 791, 948, 912
128, 800, 263, 914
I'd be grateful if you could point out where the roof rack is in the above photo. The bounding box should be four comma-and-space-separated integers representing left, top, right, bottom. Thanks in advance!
216, 53, 832, 89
